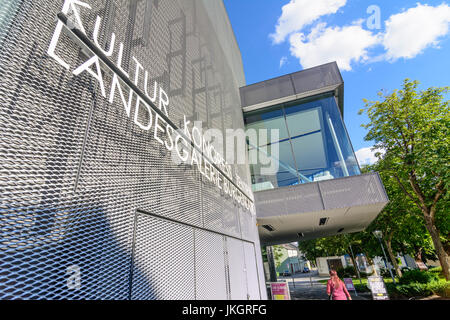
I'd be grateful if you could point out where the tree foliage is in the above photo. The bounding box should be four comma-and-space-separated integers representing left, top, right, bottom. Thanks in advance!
363, 163, 436, 276
359, 79, 449, 280
298, 80, 449, 281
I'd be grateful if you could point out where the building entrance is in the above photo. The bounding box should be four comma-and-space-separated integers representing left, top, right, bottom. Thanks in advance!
327, 259, 343, 271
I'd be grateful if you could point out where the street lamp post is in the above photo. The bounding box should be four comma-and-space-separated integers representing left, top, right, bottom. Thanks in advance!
345, 234, 362, 285
373, 230, 396, 284
349, 243, 363, 285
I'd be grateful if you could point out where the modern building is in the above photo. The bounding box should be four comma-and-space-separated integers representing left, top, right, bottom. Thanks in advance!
0, 0, 266, 300
241, 63, 389, 252
316, 253, 419, 276
273, 243, 309, 275
0, 0, 388, 300
316, 256, 348, 276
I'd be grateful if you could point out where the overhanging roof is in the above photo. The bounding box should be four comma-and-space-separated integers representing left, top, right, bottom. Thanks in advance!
254, 173, 389, 246
240, 62, 344, 117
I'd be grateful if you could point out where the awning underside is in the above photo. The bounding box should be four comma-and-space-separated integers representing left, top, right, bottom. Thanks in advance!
254, 173, 389, 246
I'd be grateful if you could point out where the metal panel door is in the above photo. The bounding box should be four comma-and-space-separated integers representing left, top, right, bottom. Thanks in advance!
194, 230, 227, 300
130, 213, 195, 300
226, 237, 248, 300
243, 241, 261, 300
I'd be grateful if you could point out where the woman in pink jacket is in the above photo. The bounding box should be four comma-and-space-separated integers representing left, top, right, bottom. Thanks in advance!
327, 270, 352, 300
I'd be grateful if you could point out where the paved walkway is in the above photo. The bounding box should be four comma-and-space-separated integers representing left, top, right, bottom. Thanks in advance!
278, 270, 371, 300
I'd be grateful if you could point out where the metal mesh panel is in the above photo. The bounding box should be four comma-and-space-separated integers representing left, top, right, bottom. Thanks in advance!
240, 62, 342, 108
252, 236, 268, 299
0, 0, 263, 300
226, 237, 247, 300
319, 174, 386, 209
199, 0, 245, 88
130, 213, 195, 300
254, 174, 388, 245
283, 182, 324, 214
222, 194, 241, 238
253, 190, 288, 218
194, 229, 227, 300
255, 182, 324, 217
254, 173, 387, 217
239, 207, 254, 241
291, 62, 341, 93
202, 178, 225, 233
243, 242, 260, 300
250, 214, 260, 243
0, 0, 134, 300
264, 76, 296, 102
240, 82, 267, 108
240, 76, 295, 107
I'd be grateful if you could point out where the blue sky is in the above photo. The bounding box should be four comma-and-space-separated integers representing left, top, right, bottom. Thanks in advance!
224, 0, 450, 165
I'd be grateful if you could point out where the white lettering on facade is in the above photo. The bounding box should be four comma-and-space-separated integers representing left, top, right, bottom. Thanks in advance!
46, 0, 255, 214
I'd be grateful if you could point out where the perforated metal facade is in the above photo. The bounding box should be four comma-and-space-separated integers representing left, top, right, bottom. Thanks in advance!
240, 62, 344, 115
255, 173, 388, 218
0, 0, 266, 300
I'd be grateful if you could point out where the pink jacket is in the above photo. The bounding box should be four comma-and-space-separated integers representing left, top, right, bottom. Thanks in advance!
327, 279, 351, 300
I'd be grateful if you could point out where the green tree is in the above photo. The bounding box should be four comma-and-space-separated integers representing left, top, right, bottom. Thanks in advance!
361, 167, 437, 271
347, 232, 380, 274
260, 246, 268, 263
298, 238, 328, 263
359, 79, 449, 280
364, 163, 429, 277
272, 245, 285, 265
298, 235, 358, 270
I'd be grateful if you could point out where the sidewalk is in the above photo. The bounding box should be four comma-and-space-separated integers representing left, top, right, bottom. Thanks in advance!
279, 270, 371, 300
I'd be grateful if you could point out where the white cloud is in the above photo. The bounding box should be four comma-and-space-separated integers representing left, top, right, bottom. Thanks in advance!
289, 23, 380, 71
270, 0, 347, 44
279, 56, 288, 68
355, 147, 384, 166
272, 2, 450, 72
383, 3, 450, 60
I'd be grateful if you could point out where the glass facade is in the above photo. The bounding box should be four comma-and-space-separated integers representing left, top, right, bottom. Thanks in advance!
245, 93, 360, 192
0, 0, 20, 45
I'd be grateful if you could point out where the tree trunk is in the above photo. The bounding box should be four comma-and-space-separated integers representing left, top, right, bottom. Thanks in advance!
348, 250, 363, 284
414, 246, 423, 262
348, 251, 357, 270
363, 252, 378, 276
424, 218, 450, 280
406, 174, 449, 280
385, 238, 402, 278
266, 246, 278, 282
444, 240, 450, 256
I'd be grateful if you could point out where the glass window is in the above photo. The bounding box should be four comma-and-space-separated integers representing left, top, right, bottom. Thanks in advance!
285, 107, 322, 137
275, 140, 299, 187
284, 95, 360, 182
246, 107, 299, 191
0, 0, 20, 46
245, 107, 289, 145
245, 93, 360, 192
